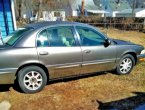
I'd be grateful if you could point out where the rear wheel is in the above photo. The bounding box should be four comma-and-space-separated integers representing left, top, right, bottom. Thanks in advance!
116, 54, 135, 75
18, 66, 47, 93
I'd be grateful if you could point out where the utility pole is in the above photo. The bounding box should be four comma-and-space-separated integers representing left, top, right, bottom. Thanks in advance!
132, 0, 136, 18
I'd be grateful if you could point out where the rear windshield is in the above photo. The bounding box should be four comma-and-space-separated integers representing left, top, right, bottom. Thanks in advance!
3, 28, 32, 46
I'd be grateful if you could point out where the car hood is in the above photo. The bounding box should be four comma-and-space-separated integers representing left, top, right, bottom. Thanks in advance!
112, 39, 137, 45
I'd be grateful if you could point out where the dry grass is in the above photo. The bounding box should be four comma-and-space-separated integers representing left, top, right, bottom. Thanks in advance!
106, 28, 145, 46
0, 29, 145, 110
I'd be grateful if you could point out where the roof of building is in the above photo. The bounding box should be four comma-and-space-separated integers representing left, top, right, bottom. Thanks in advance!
119, 8, 145, 14
108, 0, 131, 11
116, 8, 145, 17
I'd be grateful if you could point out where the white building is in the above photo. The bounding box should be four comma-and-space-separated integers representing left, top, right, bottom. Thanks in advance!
42, 10, 65, 21
135, 8, 145, 17
116, 8, 145, 17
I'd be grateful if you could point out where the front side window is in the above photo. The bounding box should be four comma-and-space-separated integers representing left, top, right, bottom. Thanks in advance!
76, 26, 105, 46
37, 26, 76, 47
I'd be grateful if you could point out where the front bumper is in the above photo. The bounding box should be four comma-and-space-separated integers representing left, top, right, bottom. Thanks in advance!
137, 54, 145, 63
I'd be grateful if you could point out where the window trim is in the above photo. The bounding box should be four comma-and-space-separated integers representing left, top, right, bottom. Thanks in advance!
37, 29, 50, 47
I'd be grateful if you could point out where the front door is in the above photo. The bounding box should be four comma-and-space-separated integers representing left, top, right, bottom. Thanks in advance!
37, 26, 82, 79
75, 26, 117, 74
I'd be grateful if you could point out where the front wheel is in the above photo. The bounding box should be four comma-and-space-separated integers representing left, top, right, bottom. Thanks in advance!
116, 54, 135, 75
18, 66, 47, 93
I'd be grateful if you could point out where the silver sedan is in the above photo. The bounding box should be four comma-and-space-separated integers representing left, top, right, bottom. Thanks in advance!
0, 21, 145, 93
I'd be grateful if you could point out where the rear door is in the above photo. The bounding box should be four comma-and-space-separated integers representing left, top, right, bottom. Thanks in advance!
37, 26, 82, 79
75, 26, 117, 74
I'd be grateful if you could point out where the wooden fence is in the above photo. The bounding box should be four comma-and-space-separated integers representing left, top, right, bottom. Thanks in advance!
89, 23, 145, 32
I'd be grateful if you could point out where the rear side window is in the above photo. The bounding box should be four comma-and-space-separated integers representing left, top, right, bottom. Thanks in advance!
37, 26, 76, 47
37, 29, 49, 47
4, 28, 32, 46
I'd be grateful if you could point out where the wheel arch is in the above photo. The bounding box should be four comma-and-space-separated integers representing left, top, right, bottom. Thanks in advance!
15, 63, 49, 81
123, 52, 137, 65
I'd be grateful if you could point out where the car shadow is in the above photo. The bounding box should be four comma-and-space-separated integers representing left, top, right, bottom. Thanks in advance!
0, 72, 107, 93
97, 92, 145, 110
48, 72, 108, 84
0, 84, 12, 92
0, 84, 22, 93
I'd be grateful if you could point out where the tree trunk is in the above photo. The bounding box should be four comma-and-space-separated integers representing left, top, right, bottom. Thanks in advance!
37, 1, 42, 22
18, 4, 22, 19
81, 0, 85, 16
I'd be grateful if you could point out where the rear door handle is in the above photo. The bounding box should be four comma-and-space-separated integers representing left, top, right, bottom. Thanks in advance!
84, 50, 91, 54
39, 51, 49, 55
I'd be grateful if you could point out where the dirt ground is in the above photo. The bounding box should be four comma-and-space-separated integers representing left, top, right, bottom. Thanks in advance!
0, 29, 145, 110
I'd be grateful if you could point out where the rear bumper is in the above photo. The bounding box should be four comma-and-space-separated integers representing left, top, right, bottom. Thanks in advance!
0, 69, 17, 84
137, 54, 145, 63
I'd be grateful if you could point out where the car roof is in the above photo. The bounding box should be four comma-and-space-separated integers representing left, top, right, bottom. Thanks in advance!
25, 21, 92, 29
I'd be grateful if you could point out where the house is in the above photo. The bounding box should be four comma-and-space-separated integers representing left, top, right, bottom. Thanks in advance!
68, 0, 108, 17
24, 1, 66, 22
0, 0, 16, 37
116, 8, 145, 17
30, 0, 108, 21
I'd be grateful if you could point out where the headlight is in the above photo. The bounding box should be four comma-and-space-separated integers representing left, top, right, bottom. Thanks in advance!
141, 50, 145, 54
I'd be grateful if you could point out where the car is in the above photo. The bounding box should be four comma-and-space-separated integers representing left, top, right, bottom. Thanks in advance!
0, 21, 145, 93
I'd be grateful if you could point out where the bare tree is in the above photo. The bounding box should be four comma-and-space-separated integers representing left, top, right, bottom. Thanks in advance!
116, 0, 120, 4
16, 0, 22, 20
15, 0, 72, 21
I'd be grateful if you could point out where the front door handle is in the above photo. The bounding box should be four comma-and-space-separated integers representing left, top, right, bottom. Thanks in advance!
39, 51, 49, 55
84, 50, 91, 54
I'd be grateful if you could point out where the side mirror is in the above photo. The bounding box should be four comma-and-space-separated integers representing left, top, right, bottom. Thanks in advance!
104, 39, 111, 47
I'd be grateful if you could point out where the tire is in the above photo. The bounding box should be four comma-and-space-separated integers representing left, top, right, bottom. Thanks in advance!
116, 54, 135, 75
18, 66, 47, 93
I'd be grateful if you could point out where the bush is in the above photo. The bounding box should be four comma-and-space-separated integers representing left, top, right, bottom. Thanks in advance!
66, 16, 103, 23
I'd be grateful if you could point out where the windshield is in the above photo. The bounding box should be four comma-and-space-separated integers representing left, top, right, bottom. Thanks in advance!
2, 28, 31, 46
